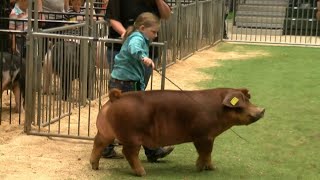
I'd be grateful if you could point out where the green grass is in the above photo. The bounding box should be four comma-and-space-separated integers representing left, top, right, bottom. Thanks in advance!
101, 43, 320, 179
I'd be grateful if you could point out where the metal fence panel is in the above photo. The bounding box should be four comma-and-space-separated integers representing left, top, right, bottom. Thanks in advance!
26, 33, 168, 139
227, 0, 320, 46
0, 0, 225, 139
0, 30, 26, 125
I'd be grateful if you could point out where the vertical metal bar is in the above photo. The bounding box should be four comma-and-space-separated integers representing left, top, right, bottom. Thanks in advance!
234, 0, 238, 41
316, 0, 320, 44
80, 0, 91, 105
195, 0, 199, 50
177, 0, 182, 59
161, 42, 168, 90
76, 39, 81, 136
67, 41, 71, 135
309, 2, 315, 44
294, 3, 299, 44
284, 1, 289, 43
315, 1, 319, 44
24, 0, 34, 133
222, 0, 226, 40
87, 77, 91, 137
37, 37, 42, 125
289, 0, 295, 43
299, 1, 304, 43
304, 5, 309, 44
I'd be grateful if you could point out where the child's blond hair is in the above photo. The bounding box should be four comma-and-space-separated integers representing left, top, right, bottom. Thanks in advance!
123, 12, 160, 42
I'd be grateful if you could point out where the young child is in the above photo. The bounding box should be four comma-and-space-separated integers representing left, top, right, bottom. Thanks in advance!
9, 0, 28, 56
64, 0, 84, 22
109, 12, 159, 91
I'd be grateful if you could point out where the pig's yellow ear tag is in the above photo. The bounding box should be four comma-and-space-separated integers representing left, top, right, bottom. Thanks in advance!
230, 97, 239, 106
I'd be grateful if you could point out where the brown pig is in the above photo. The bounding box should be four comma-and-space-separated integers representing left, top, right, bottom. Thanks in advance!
90, 88, 265, 176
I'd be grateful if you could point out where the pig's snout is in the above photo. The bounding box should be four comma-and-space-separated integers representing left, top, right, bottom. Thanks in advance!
251, 107, 265, 122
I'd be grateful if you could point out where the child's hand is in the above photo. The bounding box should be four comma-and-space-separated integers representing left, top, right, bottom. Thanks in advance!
142, 57, 155, 69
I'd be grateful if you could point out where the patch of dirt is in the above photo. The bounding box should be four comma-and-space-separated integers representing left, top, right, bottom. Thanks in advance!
0, 44, 266, 179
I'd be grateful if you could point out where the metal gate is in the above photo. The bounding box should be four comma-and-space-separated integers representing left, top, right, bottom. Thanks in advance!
24, 24, 169, 140
226, 0, 320, 46
21, 0, 224, 139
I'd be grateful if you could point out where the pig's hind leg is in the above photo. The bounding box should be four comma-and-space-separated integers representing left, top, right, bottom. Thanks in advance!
90, 131, 115, 170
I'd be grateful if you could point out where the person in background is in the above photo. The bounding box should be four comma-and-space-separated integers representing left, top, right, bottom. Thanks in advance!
223, 0, 232, 39
37, 0, 69, 64
1, 0, 16, 52
64, 0, 84, 22
38, 0, 69, 29
105, 0, 171, 86
83, 1, 97, 18
100, 0, 108, 16
103, 0, 173, 162
95, 0, 108, 20
9, 0, 28, 57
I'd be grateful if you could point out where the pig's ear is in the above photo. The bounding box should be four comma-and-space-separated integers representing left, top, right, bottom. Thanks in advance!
222, 92, 245, 108
238, 88, 251, 99
109, 88, 122, 102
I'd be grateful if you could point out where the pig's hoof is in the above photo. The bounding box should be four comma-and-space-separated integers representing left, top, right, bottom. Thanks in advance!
196, 163, 215, 171
90, 161, 99, 170
205, 164, 215, 171
134, 168, 146, 176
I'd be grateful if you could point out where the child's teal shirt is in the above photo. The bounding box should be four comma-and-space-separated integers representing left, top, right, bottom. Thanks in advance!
111, 31, 150, 90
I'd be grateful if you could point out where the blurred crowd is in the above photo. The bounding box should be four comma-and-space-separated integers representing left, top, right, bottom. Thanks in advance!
0, 0, 108, 54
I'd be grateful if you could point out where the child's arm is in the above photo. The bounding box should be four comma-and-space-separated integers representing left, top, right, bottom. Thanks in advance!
128, 36, 155, 69
109, 19, 126, 38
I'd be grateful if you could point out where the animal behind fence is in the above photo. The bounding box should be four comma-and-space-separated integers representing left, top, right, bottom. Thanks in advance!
0, 52, 25, 113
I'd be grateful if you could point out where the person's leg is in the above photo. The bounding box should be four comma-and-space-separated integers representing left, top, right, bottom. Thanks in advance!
144, 146, 175, 163
101, 144, 120, 158
224, 13, 228, 39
